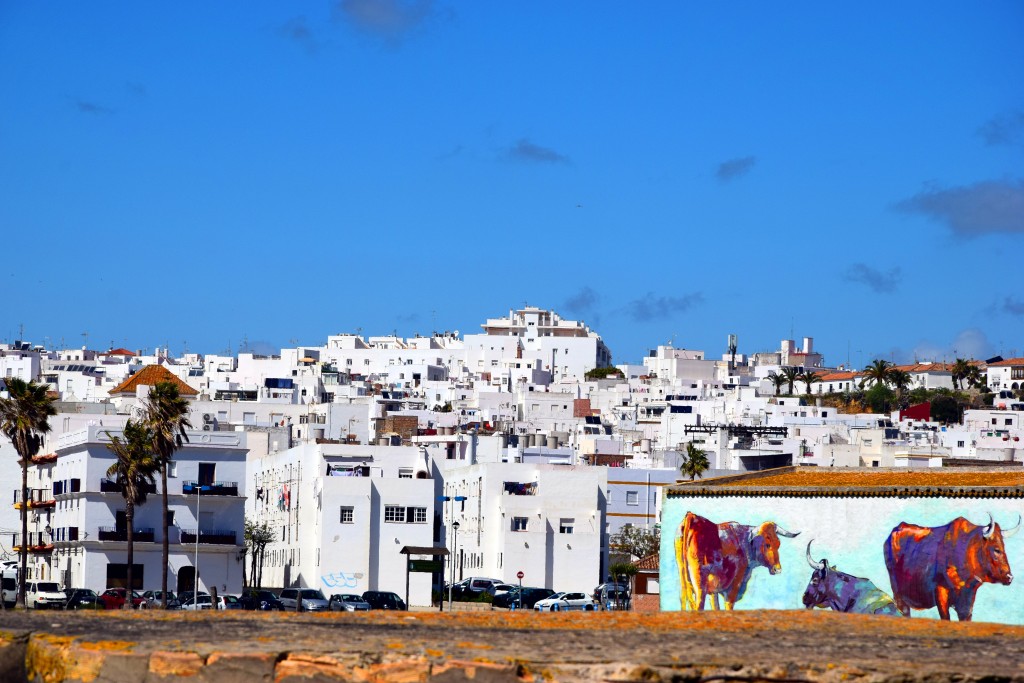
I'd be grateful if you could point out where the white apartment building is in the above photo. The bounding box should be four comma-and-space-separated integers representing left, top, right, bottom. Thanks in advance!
988, 358, 1024, 393
249, 443, 436, 605
436, 460, 607, 593
39, 425, 247, 593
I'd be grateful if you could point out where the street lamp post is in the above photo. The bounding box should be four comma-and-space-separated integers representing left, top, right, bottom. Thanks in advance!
438, 493, 466, 611
448, 521, 460, 611
194, 480, 200, 596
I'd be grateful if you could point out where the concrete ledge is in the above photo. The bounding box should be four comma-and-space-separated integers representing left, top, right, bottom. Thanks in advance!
1, 610, 1022, 682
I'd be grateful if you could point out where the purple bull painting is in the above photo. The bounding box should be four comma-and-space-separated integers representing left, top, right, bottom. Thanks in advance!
802, 540, 900, 616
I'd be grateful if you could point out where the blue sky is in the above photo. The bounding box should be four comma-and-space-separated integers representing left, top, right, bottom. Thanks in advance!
2, 2, 1022, 366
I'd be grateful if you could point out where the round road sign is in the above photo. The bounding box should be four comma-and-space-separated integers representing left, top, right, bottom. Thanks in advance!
516, 571, 524, 580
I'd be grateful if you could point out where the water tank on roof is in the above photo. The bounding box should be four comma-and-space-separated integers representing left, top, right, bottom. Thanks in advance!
546, 434, 558, 450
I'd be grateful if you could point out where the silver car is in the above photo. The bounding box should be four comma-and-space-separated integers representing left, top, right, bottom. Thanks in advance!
328, 593, 371, 612
279, 588, 329, 612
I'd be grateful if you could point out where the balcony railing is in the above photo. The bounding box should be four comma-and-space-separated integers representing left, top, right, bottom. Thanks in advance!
12, 488, 56, 508
100, 479, 157, 494
180, 529, 236, 545
97, 527, 156, 542
10, 532, 54, 552
182, 481, 238, 496
502, 481, 538, 496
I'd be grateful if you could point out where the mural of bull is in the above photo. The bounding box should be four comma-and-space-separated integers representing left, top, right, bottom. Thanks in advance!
802, 540, 901, 616
675, 511, 799, 610
884, 514, 1020, 621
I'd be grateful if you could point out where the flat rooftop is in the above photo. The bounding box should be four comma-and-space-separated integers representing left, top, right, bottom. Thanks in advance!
667, 466, 1024, 498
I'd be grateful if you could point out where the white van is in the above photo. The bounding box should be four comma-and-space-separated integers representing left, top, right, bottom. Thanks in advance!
1, 562, 17, 607
26, 581, 65, 609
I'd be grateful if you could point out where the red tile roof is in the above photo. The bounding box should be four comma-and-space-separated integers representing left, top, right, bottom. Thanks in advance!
108, 365, 198, 396
816, 371, 860, 381
990, 357, 1024, 367
105, 348, 136, 356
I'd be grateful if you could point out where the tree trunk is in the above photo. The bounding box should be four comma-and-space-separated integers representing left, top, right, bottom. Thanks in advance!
18, 454, 28, 609
125, 500, 135, 610
161, 462, 169, 609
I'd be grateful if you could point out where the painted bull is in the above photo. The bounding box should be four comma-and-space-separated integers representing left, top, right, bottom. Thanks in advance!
802, 540, 900, 616
675, 511, 799, 610
884, 514, 1020, 621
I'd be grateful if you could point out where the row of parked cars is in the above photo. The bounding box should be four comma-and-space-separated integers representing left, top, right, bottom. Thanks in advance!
447, 577, 632, 611
13, 583, 408, 613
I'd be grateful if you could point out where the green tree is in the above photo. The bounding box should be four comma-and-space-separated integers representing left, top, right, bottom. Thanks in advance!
766, 371, 786, 396
950, 358, 972, 392
798, 370, 821, 396
860, 359, 894, 389
0, 378, 56, 609
143, 381, 192, 609
962, 364, 984, 391
608, 561, 638, 610
680, 442, 710, 481
781, 367, 800, 395
609, 524, 660, 560
585, 367, 624, 381
930, 394, 961, 424
105, 421, 159, 607
864, 383, 895, 413
888, 369, 912, 404
245, 518, 275, 589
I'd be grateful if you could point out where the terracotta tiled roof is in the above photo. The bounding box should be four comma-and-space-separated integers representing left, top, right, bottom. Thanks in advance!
816, 371, 859, 381
892, 363, 953, 373
668, 466, 1024, 499
108, 365, 198, 396
105, 348, 136, 356
635, 553, 659, 571
990, 357, 1024, 367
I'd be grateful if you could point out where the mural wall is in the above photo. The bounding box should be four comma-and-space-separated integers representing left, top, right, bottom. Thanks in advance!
660, 495, 1023, 624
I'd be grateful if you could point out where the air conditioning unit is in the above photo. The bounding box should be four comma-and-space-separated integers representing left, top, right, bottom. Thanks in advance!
202, 425, 211, 431
203, 413, 212, 423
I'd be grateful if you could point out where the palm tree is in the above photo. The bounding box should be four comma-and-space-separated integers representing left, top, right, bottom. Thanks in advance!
950, 358, 972, 392
143, 381, 192, 609
962, 364, 984, 391
888, 369, 912, 396
860, 360, 893, 389
798, 370, 821, 396
680, 442, 710, 481
0, 378, 56, 609
781, 367, 800, 396
766, 371, 786, 396
105, 420, 158, 608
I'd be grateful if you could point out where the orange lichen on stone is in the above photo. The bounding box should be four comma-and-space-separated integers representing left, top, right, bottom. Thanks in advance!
717, 469, 1024, 489
78, 639, 135, 652
149, 651, 205, 677
351, 658, 431, 683
27, 634, 105, 683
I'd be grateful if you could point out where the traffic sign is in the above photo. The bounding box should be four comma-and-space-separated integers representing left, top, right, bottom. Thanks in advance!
516, 571, 524, 580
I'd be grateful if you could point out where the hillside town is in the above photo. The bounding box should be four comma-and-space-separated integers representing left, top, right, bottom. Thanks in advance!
1, 306, 1022, 610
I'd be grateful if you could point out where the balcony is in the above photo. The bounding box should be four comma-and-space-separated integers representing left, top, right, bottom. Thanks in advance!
10, 532, 54, 553
97, 527, 156, 543
12, 488, 56, 509
181, 481, 238, 496
180, 529, 237, 545
502, 481, 538, 496
99, 479, 157, 495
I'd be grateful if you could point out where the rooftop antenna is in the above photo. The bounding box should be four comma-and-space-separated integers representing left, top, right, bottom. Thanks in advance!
81, 331, 89, 349
18, 323, 24, 341
727, 334, 738, 371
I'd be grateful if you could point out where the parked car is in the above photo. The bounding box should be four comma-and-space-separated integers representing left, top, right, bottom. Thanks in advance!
533, 591, 597, 611
176, 590, 209, 606
492, 587, 556, 609
215, 594, 242, 610
279, 588, 330, 612
328, 593, 372, 612
591, 582, 629, 601
486, 583, 517, 597
142, 591, 181, 610
361, 590, 407, 610
239, 589, 284, 611
596, 586, 631, 610
63, 588, 103, 610
26, 581, 66, 610
181, 594, 214, 611
99, 588, 147, 610
448, 577, 503, 600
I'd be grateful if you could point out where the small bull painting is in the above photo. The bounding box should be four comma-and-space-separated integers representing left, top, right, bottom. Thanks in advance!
884, 514, 1020, 621
802, 540, 901, 616
676, 511, 799, 610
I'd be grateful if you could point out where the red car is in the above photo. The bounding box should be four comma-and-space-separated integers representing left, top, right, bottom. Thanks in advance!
99, 588, 147, 610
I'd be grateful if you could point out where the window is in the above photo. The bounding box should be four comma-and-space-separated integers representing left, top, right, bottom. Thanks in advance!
559, 518, 574, 534
198, 463, 215, 486
957, 440, 965, 448
398, 468, 413, 479
364, 359, 370, 365
511, 517, 528, 532
168, 462, 177, 478
1006, 419, 1013, 426
340, 506, 354, 524
346, 359, 352, 366
384, 506, 406, 523
411, 507, 427, 523
626, 491, 639, 506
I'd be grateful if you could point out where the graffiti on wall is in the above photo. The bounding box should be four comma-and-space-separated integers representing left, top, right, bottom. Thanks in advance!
663, 501, 1021, 622
321, 570, 363, 591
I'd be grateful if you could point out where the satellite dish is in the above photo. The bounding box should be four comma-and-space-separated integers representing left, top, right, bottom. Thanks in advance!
453, 330, 459, 336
